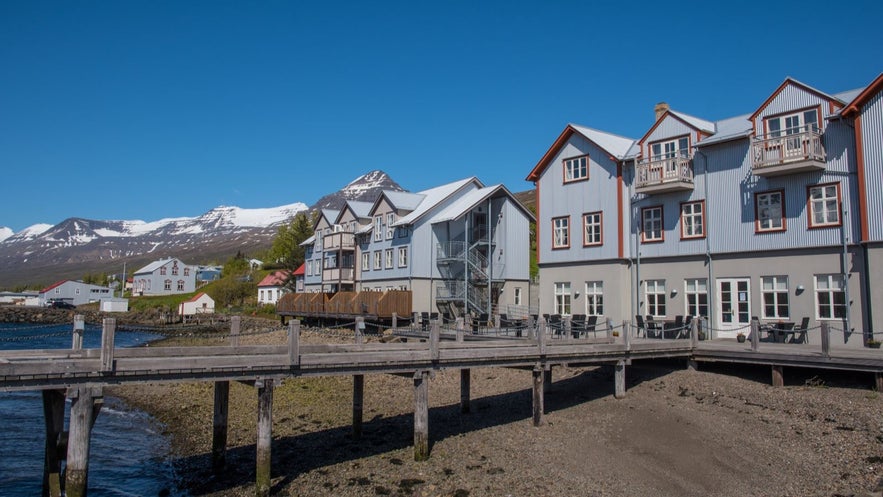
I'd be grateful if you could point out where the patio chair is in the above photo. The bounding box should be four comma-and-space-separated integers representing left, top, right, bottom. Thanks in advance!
570, 314, 586, 338
646, 315, 661, 339
585, 315, 598, 338
789, 317, 810, 344
421, 311, 430, 331
549, 314, 562, 337
478, 313, 489, 333
635, 315, 646, 338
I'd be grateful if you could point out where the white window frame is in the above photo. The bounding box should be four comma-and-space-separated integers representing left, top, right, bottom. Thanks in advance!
680, 201, 704, 239
650, 136, 689, 160
583, 212, 602, 246
514, 287, 522, 306
362, 252, 370, 272
552, 216, 570, 249
385, 248, 393, 269
373, 251, 382, 270
642, 206, 663, 242
755, 191, 785, 232
398, 247, 408, 268
563, 155, 588, 183
808, 183, 840, 228
645, 279, 666, 317
761, 276, 790, 319
584, 281, 603, 316
315, 229, 323, 251
814, 274, 846, 320
386, 213, 396, 239
684, 278, 708, 318
374, 215, 383, 242
554, 282, 571, 316
766, 109, 819, 137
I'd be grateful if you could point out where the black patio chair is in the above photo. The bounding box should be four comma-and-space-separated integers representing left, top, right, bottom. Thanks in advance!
646, 315, 661, 339
421, 311, 430, 331
789, 317, 810, 344
549, 314, 562, 337
478, 313, 489, 333
585, 315, 598, 338
571, 314, 586, 338
635, 315, 646, 338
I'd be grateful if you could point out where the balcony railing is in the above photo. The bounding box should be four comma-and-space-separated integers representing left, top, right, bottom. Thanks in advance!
752, 127, 826, 176
322, 267, 355, 283
635, 154, 694, 194
322, 231, 355, 251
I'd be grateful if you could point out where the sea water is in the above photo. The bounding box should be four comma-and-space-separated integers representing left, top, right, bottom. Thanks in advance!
0, 322, 187, 496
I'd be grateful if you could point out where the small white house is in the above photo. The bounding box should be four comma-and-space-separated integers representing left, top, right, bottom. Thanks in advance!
257, 270, 292, 305
178, 292, 215, 316
100, 298, 129, 313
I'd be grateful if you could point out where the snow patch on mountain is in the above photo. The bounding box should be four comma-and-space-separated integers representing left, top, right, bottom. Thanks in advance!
0, 228, 12, 243
6, 224, 53, 242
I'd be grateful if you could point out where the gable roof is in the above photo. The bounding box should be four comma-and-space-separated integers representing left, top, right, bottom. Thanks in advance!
749, 77, 844, 121
313, 209, 340, 230
184, 292, 213, 303
40, 280, 68, 294
133, 258, 183, 275
430, 184, 536, 225
293, 263, 305, 276
258, 271, 290, 287
526, 124, 636, 181
695, 114, 753, 147
392, 177, 482, 227
340, 200, 374, 221
841, 73, 883, 118
636, 109, 716, 149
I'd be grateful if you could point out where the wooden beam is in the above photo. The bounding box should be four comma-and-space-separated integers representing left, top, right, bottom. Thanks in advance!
65, 387, 99, 497
100, 318, 115, 373
42, 389, 65, 497
543, 366, 552, 392
353, 374, 364, 439
255, 379, 274, 497
532, 366, 544, 426
772, 365, 784, 387
212, 381, 229, 474
288, 320, 300, 367
413, 371, 429, 461
614, 360, 626, 399
875, 372, 883, 392
460, 369, 471, 414
230, 316, 241, 347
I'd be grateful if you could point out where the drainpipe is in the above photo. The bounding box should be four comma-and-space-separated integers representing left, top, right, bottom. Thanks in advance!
628, 162, 641, 321
695, 149, 715, 338
465, 213, 470, 316
841, 206, 852, 338
487, 197, 493, 315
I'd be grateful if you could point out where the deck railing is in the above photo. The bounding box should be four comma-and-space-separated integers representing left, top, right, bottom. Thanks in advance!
752, 127, 825, 171
635, 154, 694, 189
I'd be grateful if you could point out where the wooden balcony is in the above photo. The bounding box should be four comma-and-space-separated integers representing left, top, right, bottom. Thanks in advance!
635, 155, 694, 194
752, 128, 826, 177
323, 231, 355, 251
322, 267, 355, 284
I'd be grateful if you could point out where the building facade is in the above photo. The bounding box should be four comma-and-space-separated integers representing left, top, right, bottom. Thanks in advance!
528, 75, 882, 346
301, 177, 534, 317
132, 258, 198, 296
39, 280, 113, 306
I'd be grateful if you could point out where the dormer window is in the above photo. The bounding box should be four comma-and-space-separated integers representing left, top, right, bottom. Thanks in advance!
563, 155, 588, 183
650, 136, 689, 161
765, 109, 819, 137
386, 213, 396, 239
374, 215, 383, 242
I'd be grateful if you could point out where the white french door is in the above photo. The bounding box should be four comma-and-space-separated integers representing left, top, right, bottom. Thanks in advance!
717, 278, 751, 337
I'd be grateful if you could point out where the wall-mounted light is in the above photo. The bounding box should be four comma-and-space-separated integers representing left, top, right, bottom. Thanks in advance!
796, 284, 805, 295
670, 289, 678, 297
574, 292, 581, 299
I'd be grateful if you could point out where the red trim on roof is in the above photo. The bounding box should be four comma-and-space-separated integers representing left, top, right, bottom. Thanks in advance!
749, 78, 839, 124
293, 263, 305, 276
40, 280, 68, 294
258, 271, 292, 287
185, 292, 211, 303
636, 110, 703, 148
842, 73, 883, 118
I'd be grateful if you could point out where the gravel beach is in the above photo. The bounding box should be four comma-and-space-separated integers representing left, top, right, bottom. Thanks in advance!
113, 326, 883, 497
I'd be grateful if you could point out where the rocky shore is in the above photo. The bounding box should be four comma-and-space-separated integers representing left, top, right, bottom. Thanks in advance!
106, 323, 883, 497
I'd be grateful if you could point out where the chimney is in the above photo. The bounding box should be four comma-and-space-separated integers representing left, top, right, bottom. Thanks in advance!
654, 102, 670, 121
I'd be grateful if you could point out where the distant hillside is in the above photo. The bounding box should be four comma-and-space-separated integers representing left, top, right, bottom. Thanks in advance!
310, 170, 405, 212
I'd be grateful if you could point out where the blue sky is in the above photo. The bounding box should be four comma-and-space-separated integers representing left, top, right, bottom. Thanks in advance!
1, 0, 880, 232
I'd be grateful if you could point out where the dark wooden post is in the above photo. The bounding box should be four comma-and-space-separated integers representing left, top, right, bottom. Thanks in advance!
532, 366, 544, 426
100, 318, 115, 373
460, 369, 471, 414
455, 317, 464, 342
230, 316, 241, 347
606, 318, 614, 341
771, 365, 784, 387
750, 318, 759, 351
72, 315, 84, 350
543, 367, 552, 392
392, 312, 398, 331
614, 360, 626, 399
537, 316, 547, 355
65, 387, 102, 497
255, 379, 275, 497
288, 320, 300, 366
353, 375, 365, 439
690, 317, 699, 349
821, 321, 831, 358
42, 389, 66, 497
527, 314, 536, 340
212, 381, 229, 474
875, 372, 883, 392
564, 315, 572, 339
430, 320, 440, 361
413, 371, 430, 461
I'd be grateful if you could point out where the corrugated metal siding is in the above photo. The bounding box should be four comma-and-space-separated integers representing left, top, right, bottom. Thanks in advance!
753, 84, 833, 131
642, 117, 695, 156
538, 133, 622, 264
863, 91, 883, 240
500, 200, 531, 280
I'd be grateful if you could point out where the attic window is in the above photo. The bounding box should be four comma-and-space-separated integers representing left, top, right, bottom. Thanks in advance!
563, 155, 588, 183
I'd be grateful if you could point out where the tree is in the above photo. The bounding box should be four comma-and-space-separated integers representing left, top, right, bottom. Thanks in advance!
266, 211, 315, 290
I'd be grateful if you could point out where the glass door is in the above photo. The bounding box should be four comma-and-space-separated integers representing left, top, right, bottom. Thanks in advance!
717, 278, 751, 337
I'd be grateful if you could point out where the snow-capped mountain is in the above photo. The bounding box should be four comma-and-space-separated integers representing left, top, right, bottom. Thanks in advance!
310, 170, 405, 211
0, 170, 400, 288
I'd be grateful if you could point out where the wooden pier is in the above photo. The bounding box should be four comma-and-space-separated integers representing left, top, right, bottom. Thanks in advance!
1, 316, 881, 496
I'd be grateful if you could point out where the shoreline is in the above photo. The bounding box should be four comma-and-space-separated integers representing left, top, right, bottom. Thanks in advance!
109, 324, 883, 497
